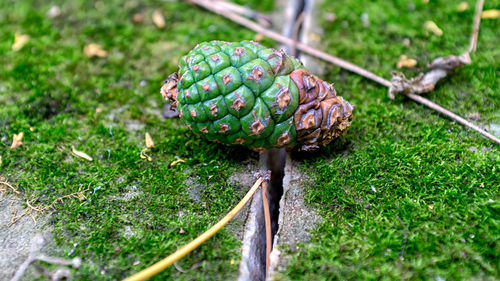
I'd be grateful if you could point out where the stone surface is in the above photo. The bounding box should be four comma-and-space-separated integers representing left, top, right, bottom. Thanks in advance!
0, 193, 52, 280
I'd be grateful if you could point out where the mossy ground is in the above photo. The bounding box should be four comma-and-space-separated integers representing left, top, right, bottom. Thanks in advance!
281, 0, 500, 280
0, 0, 272, 280
0, 0, 499, 280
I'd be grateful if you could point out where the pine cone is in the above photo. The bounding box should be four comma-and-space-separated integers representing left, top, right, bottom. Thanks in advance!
161, 40, 353, 152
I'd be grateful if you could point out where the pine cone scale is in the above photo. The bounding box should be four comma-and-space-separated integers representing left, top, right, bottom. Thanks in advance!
162, 40, 353, 151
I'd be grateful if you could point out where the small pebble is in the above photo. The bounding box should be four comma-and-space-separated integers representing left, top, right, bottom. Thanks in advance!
46, 6, 61, 18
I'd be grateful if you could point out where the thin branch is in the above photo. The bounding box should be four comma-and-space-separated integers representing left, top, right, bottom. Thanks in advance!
10, 234, 81, 281
187, 0, 391, 87
210, 0, 272, 27
188, 0, 500, 145
468, 0, 484, 53
291, 12, 305, 57
261, 181, 271, 279
405, 93, 500, 144
0, 181, 21, 194
123, 176, 267, 281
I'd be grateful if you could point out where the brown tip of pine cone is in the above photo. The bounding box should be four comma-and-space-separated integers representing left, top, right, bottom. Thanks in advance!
161, 72, 179, 109
290, 69, 354, 147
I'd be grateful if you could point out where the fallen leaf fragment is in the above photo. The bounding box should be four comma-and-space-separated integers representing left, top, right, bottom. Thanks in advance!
84, 43, 108, 58
481, 9, 500, 19
254, 33, 264, 42
152, 9, 165, 28
10, 132, 24, 149
12, 33, 29, 51
71, 146, 93, 161
145, 132, 154, 148
424, 21, 443, 36
397, 55, 418, 68
170, 158, 186, 167
140, 148, 152, 162
456, 2, 469, 12
132, 13, 144, 23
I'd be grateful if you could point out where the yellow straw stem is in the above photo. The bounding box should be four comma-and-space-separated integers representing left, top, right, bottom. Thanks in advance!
123, 177, 265, 281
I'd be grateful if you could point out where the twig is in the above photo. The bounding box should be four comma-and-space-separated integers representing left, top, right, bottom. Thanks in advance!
188, 0, 391, 87
389, 0, 483, 98
10, 234, 81, 281
188, 0, 500, 145
123, 177, 267, 281
9, 189, 89, 226
211, 0, 272, 27
261, 181, 271, 279
291, 12, 305, 57
468, 0, 484, 53
0, 181, 21, 194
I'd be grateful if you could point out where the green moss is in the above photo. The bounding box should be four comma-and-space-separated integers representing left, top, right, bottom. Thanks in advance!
0, 0, 266, 280
280, 0, 500, 280
1, 0, 499, 280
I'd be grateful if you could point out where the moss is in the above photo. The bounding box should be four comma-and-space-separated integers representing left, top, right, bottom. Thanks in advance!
1, 0, 499, 280
0, 0, 267, 280
280, 0, 500, 280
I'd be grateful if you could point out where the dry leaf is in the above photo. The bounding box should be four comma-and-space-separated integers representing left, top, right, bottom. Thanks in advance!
397, 55, 418, 68
132, 13, 144, 23
456, 2, 469, 12
12, 33, 29, 51
309, 33, 321, 43
152, 10, 165, 28
145, 132, 154, 148
481, 9, 500, 19
170, 158, 186, 167
140, 148, 152, 162
10, 132, 24, 149
71, 146, 93, 161
84, 43, 108, 58
424, 21, 443, 36
254, 33, 264, 42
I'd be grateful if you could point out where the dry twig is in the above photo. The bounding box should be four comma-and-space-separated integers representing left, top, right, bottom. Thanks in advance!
0, 181, 21, 194
188, 0, 500, 145
9, 189, 89, 226
291, 12, 305, 57
209, 0, 272, 27
261, 181, 271, 279
389, 0, 484, 98
10, 234, 81, 281
123, 176, 268, 281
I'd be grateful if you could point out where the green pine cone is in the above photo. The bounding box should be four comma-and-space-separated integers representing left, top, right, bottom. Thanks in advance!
161, 40, 353, 152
